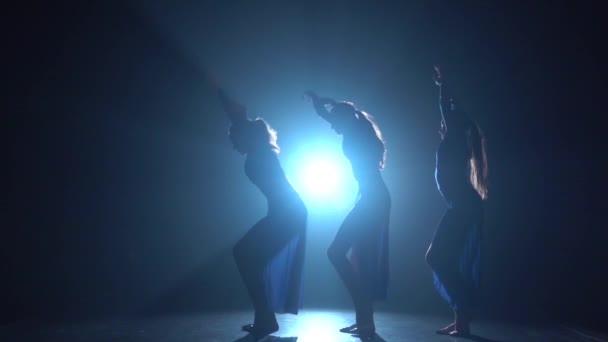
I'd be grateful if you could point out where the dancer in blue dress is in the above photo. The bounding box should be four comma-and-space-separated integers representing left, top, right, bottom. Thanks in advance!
305, 91, 390, 339
426, 66, 488, 336
212, 80, 307, 340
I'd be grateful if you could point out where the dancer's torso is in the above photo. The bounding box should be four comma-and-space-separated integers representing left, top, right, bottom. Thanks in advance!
245, 149, 306, 216
342, 133, 390, 203
435, 132, 479, 207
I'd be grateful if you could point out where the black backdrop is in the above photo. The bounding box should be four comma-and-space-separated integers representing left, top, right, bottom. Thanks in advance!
3, 0, 606, 332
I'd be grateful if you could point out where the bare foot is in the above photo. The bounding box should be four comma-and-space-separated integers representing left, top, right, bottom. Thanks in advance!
436, 322, 456, 335
449, 327, 471, 337
452, 313, 471, 336
248, 314, 279, 340
350, 323, 375, 339
339, 323, 357, 333
250, 320, 279, 340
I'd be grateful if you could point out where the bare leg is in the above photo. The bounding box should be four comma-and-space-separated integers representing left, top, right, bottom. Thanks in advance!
328, 207, 375, 336
426, 209, 469, 335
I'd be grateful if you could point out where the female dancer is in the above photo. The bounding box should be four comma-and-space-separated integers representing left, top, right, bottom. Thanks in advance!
305, 91, 390, 339
426, 66, 488, 336
213, 82, 307, 340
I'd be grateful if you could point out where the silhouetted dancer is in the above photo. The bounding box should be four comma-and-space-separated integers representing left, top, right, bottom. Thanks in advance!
212, 82, 307, 340
305, 91, 391, 339
425, 66, 488, 337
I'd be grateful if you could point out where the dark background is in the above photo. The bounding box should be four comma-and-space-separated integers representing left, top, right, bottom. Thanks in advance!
3, 0, 606, 332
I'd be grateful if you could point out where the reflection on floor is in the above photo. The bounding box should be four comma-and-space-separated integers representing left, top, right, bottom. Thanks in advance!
0, 310, 605, 342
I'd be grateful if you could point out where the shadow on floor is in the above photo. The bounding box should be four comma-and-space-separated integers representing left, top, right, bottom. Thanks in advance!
363, 333, 387, 341
460, 334, 504, 342
143, 247, 247, 316
232, 335, 297, 342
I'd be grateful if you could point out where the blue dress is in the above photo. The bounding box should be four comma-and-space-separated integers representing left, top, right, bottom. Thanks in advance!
431, 102, 483, 312
342, 121, 391, 301
244, 148, 307, 314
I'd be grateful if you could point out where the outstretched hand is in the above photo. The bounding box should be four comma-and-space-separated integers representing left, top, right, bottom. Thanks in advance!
303, 90, 319, 103
304, 90, 336, 107
219, 90, 247, 119
204, 70, 247, 122
303, 90, 335, 118
433, 65, 443, 86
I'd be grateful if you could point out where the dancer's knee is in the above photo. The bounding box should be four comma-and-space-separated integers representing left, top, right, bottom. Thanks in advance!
327, 244, 342, 265
425, 247, 438, 269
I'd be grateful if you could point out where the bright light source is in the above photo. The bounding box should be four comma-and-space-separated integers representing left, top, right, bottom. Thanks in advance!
284, 143, 357, 211
300, 158, 340, 197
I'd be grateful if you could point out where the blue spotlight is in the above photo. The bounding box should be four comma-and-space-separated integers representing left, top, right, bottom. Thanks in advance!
284, 144, 357, 211
300, 157, 341, 196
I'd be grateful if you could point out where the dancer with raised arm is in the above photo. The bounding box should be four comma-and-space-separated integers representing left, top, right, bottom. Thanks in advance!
305, 91, 390, 339
426, 66, 488, 336
211, 77, 307, 340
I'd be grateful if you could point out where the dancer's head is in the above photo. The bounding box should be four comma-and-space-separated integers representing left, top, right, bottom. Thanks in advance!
331, 101, 386, 169
328, 101, 359, 135
229, 118, 279, 155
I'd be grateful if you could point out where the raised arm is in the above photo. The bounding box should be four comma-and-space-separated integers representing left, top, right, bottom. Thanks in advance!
217, 88, 248, 123
304, 90, 337, 124
433, 65, 460, 131
205, 69, 247, 124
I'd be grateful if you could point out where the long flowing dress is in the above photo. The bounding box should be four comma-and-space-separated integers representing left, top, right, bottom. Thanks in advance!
238, 147, 307, 314
430, 93, 483, 313
341, 119, 391, 301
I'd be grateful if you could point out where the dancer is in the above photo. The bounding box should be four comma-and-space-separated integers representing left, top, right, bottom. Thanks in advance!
305, 91, 390, 339
426, 65, 488, 336
212, 79, 307, 340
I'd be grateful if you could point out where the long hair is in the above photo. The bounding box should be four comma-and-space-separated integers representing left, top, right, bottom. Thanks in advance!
229, 118, 280, 154
253, 118, 280, 153
468, 121, 488, 200
331, 101, 386, 169
332, 101, 387, 169
355, 109, 387, 169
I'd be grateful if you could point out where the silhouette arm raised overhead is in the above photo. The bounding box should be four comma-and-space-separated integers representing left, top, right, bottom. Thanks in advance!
205, 69, 248, 124
304, 90, 337, 124
217, 88, 248, 123
433, 65, 461, 132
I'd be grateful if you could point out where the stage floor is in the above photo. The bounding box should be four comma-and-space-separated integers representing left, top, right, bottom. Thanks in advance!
1, 310, 605, 342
